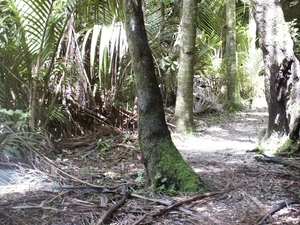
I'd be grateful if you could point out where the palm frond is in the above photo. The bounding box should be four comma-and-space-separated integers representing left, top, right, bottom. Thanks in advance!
0, 123, 59, 162
199, 0, 226, 37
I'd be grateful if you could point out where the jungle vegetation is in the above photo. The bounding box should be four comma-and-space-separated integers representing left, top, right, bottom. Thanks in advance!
0, 0, 300, 191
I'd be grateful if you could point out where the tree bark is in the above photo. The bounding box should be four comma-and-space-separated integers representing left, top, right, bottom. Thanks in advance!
251, 0, 300, 145
174, 0, 197, 133
123, 0, 208, 192
225, 0, 242, 110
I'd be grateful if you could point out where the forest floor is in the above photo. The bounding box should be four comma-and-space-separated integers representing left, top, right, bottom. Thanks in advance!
0, 99, 300, 225
172, 100, 300, 225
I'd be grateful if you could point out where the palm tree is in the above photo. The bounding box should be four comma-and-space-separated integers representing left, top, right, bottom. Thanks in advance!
174, 0, 198, 133
0, 0, 78, 132
225, 0, 242, 109
0, 0, 130, 136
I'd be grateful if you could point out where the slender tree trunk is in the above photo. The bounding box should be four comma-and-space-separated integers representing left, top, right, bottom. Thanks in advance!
174, 0, 197, 133
252, 0, 300, 146
225, 0, 242, 110
123, 0, 208, 192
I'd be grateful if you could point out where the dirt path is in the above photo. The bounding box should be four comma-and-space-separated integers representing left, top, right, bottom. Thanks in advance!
172, 107, 300, 225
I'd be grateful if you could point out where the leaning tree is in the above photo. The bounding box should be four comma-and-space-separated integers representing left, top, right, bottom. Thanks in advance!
123, 0, 209, 192
251, 0, 300, 152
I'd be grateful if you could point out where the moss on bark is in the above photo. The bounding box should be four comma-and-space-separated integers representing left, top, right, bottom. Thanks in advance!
123, 0, 209, 193
158, 140, 208, 192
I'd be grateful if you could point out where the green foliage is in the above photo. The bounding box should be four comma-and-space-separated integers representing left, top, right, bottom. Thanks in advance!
255, 146, 265, 154
277, 139, 298, 156
195, 0, 226, 98
55, 154, 69, 162
0, 0, 267, 138
134, 170, 144, 185
287, 19, 300, 57
0, 123, 56, 162
149, 172, 177, 195
96, 138, 113, 156
0, 0, 79, 134
0, 109, 30, 130
78, 0, 132, 108
195, 0, 264, 103
236, 20, 264, 100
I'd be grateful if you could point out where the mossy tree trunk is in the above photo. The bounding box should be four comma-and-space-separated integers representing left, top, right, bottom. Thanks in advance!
174, 0, 197, 133
123, 0, 208, 192
225, 0, 243, 110
252, 0, 300, 151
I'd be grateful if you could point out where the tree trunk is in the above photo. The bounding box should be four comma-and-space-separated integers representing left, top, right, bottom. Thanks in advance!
123, 0, 208, 192
174, 0, 197, 133
225, 0, 242, 110
251, 0, 300, 147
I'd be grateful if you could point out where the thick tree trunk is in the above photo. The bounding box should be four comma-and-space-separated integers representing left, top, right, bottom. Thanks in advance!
225, 0, 242, 110
174, 0, 197, 133
123, 0, 208, 192
252, 0, 300, 146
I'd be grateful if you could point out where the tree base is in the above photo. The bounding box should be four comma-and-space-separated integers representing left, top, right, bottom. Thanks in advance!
144, 139, 210, 193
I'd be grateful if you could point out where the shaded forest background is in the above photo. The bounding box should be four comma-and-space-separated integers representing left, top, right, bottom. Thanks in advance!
0, 0, 299, 155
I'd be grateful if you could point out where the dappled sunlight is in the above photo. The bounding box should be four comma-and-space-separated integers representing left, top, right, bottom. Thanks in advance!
174, 137, 256, 153
173, 107, 268, 155
0, 166, 53, 196
170, 107, 299, 224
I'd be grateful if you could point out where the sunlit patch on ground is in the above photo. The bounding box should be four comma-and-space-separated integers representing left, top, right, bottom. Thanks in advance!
0, 165, 53, 196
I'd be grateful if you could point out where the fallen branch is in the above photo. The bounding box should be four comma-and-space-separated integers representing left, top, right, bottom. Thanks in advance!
256, 199, 299, 224
131, 193, 216, 223
96, 191, 130, 225
178, 206, 212, 221
153, 191, 223, 217
132, 215, 147, 225
131, 193, 173, 205
255, 155, 300, 170
11, 205, 63, 212
241, 191, 264, 209
54, 186, 121, 194
0, 209, 27, 225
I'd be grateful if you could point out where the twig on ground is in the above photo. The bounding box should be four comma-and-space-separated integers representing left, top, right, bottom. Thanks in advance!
131, 192, 223, 223
131, 193, 173, 205
241, 191, 264, 209
178, 206, 211, 221
0, 209, 27, 225
153, 191, 224, 217
11, 205, 63, 212
132, 215, 147, 225
96, 191, 130, 225
256, 199, 299, 224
